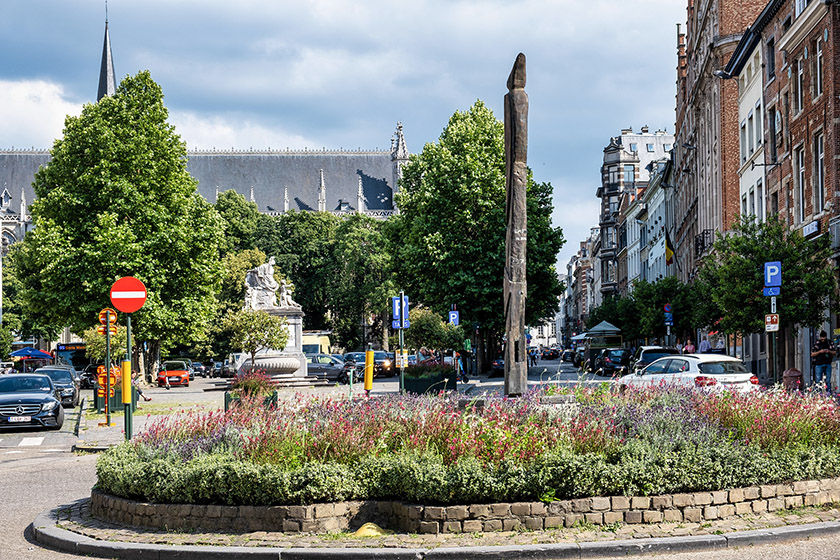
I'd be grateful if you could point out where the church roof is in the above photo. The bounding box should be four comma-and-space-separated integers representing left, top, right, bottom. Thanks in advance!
97, 21, 116, 101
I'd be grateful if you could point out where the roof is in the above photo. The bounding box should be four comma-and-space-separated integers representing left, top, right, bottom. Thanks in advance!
587, 321, 621, 334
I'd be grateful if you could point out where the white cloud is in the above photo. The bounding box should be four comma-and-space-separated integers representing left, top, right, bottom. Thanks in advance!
169, 112, 316, 151
0, 80, 82, 148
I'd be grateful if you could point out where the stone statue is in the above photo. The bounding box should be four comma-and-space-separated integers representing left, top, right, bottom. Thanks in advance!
244, 257, 280, 309
503, 53, 529, 397
278, 279, 299, 308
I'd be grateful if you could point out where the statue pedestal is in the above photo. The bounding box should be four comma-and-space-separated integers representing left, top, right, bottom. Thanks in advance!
239, 306, 307, 377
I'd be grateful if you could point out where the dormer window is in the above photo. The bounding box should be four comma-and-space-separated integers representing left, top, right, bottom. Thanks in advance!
338, 199, 352, 212
1, 189, 11, 208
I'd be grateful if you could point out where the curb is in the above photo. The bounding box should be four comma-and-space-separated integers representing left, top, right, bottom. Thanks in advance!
31, 503, 840, 560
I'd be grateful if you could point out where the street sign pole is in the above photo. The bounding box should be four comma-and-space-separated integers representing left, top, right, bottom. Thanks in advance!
123, 315, 133, 440
110, 276, 148, 440
105, 309, 112, 427
399, 290, 405, 394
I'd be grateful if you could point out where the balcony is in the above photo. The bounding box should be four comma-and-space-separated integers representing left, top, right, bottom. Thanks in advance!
694, 229, 714, 258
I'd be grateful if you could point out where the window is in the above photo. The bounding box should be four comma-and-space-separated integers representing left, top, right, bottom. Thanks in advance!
757, 180, 764, 222
755, 104, 762, 146
796, 146, 806, 222
742, 194, 748, 216
768, 108, 777, 160
623, 164, 635, 185
767, 39, 776, 79
795, 0, 811, 16
740, 122, 747, 163
748, 113, 755, 154
796, 58, 804, 113
815, 132, 825, 212
629, 143, 638, 152
664, 144, 672, 151
771, 191, 779, 216
646, 143, 655, 152
815, 39, 824, 97
749, 188, 755, 216
666, 359, 689, 374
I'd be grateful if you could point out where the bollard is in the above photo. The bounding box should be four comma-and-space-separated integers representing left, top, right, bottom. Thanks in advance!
364, 344, 374, 396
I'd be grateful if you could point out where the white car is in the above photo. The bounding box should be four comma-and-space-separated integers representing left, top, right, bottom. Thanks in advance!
618, 353, 760, 393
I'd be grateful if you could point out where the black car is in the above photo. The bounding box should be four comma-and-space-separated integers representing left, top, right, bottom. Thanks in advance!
80, 363, 100, 389
191, 363, 207, 378
0, 374, 65, 430
490, 356, 504, 377
342, 351, 394, 378
562, 350, 574, 362
594, 348, 632, 376
34, 367, 80, 408
541, 348, 560, 360
631, 346, 681, 373
305, 353, 344, 381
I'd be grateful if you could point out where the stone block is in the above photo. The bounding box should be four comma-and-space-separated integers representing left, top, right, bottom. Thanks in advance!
623, 511, 642, 524
785, 495, 804, 509
287, 506, 309, 519
752, 500, 768, 513
584, 513, 603, 525
591, 497, 610, 511
490, 503, 511, 517
711, 491, 728, 504
407, 505, 423, 520
767, 498, 784, 511
804, 493, 818, 506
603, 511, 623, 525
672, 493, 694, 508
283, 519, 301, 532
693, 492, 712, 506
446, 505, 469, 520
503, 518, 521, 531
462, 520, 483, 533
544, 516, 564, 528
663, 509, 683, 523
531, 502, 546, 516
176, 504, 192, 517
777, 484, 794, 497
321, 518, 341, 533
332, 503, 347, 518
419, 521, 439, 534
652, 495, 672, 509
631, 496, 650, 510
470, 504, 490, 518
735, 502, 752, 515
703, 506, 718, 520
524, 516, 544, 530
548, 500, 572, 515
683, 508, 702, 523
564, 514, 583, 527
744, 487, 761, 500
572, 498, 591, 513
760, 485, 777, 498
728, 488, 745, 503
483, 519, 503, 532
442, 521, 462, 533
377, 501, 393, 514
314, 503, 335, 518
510, 502, 531, 516
300, 520, 319, 533
424, 506, 445, 521
611, 496, 631, 511
643, 511, 663, 523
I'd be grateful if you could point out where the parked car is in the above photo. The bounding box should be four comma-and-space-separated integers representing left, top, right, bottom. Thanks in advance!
593, 348, 632, 376
80, 364, 100, 389
191, 363, 207, 378
212, 361, 223, 377
0, 374, 64, 430
305, 353, 344, 380
562, 350, 574, 363
341, 351, 394, 378
631, 346, 680, 373
157, 361, 190, 387
618, 354, 760, 393
541, 348, 560, 360
34, 367, 80, 408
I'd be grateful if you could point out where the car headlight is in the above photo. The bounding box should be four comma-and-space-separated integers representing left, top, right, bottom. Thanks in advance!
42, 400, 58, 411
383, 360, 391, 367
61, 388, 74, 395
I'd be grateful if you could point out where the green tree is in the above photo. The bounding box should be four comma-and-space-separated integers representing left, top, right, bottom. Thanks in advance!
81, 325, 128, 362
388, 100, 564, 369
402, 307, 462, 351
215, 190, 260, 254
631, 277, 695, 343
11, 71, 224, 375
223, 309, 289, 371
696, 216, 838, 368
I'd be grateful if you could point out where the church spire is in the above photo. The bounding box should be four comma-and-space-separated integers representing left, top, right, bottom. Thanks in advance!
97, 19, 116, 101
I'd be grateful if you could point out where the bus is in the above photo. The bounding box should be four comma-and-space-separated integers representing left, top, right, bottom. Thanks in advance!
55, 343, 92, 372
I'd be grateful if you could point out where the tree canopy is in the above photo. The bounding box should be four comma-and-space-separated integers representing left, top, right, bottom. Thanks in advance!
11, 71, 224, 368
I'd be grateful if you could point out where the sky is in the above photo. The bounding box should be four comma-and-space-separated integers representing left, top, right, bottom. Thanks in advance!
0, 0, 686, 271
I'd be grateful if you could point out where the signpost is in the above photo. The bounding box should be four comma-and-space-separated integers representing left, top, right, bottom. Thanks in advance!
97, 308, 116, 428
764, 262, 781, 383
392, 293, 409, 393
663, 303, 673, 342
109, 277, 147, 440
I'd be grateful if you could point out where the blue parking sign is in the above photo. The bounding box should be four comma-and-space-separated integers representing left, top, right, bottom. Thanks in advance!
448, 310, 459, 326
764, 261, 781, 287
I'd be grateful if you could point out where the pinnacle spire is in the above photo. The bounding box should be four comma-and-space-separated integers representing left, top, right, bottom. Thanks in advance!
97, 20, 116, 101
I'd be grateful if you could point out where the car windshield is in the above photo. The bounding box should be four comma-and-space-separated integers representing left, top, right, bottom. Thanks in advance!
698, 361, 750, 374
608, 350, 625, 359
0, 376, 52, 393
643, 350, 678, 362
39, 369, 73, 383
345, 353, 365, 362
162, 361, 186, 371
374, 351, 388, 360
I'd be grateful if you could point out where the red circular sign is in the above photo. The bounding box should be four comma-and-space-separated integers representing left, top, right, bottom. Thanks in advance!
109, 277, 147, 313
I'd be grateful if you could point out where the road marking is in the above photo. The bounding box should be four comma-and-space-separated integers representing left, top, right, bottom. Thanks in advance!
19, 437, 44, 446
111, 291, 145, 298
5, 450, 23, 454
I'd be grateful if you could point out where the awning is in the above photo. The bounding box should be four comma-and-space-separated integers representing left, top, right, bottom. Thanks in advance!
571, 332, 589, 341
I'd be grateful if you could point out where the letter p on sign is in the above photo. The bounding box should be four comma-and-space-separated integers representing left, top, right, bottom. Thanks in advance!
764, 261, 781, 287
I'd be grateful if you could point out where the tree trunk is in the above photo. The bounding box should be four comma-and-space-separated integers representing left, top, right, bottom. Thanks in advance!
142, 340, 161, 383
476, 328, 486, 375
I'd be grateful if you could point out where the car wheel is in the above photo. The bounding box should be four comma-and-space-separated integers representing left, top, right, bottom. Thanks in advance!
51, 407, 65, 430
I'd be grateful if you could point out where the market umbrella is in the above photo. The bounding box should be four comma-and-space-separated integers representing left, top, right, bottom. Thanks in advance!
10, 347, 53, 359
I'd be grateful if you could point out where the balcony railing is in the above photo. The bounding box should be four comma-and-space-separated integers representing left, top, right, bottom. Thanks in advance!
695, 229, 714, 258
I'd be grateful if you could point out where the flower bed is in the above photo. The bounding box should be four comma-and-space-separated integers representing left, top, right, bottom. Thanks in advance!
96, 386, 840, 509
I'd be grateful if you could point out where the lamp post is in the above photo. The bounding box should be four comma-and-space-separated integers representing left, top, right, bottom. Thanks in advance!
0, 236, 10, 326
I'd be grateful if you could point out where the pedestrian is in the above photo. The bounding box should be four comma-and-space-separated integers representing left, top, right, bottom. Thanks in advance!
675, 338, 684, 354
683, 339, 696, 354
811, 330, 836, 393
132, 372, 152, 402
698, 337, 711, 353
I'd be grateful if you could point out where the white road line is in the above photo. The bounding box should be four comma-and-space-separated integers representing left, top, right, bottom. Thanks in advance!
5, 450, 23, 454
19, 437, 44, 446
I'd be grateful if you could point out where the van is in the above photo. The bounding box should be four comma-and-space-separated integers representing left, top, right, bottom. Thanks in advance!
302, 332, 331, 355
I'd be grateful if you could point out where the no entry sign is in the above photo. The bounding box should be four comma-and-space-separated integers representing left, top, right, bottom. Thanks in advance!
110, 277, 147, 313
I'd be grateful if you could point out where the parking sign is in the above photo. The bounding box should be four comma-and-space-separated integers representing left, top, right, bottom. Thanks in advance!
764, 261, 781, 287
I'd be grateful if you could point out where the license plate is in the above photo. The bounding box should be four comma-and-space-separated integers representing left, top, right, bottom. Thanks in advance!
8, 416, 31, 422
169, 376, 180, 381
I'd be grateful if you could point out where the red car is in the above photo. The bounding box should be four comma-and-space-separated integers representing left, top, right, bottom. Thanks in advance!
157, 361, 190, 387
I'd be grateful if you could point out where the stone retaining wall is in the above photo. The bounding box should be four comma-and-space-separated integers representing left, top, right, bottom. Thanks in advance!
91, 478, 840, 534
